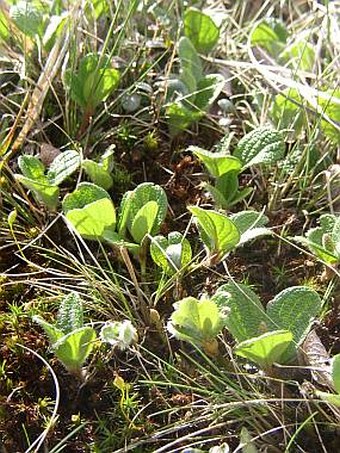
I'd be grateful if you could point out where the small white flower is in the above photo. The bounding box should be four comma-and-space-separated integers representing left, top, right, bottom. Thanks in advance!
100, 320, 137, 350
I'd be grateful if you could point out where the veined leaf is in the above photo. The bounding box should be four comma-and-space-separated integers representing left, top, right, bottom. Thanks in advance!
195, 74, 225, 110
190, 146, 242, 178
188, 206, 240, 260
266, 286, 321, 360
168, 297, 226, 346
235, 330, 293, 369
18, 155, 45, 180
65, 198, 116, 240
184, 8, 220, 54
178, 36, 203, 87
47, 150, 80, 185
150, 231, 192, 275
82, 160, 113, 190
120, 182, 167, 240
56, 292, 83, 334
53, 326, 96, 374
213, 282, 265, 342
130, 200, 159, 244
233, 127, 285, 169
62, 182, 111, 212
33, 316, 64, 345
230, 210, 268, 235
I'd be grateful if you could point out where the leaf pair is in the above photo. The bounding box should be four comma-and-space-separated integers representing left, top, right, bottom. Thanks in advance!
63, 182, 168, 252
191, 127, 285, 208
213, 282, 322, 369
166, 8, 222, 136
168, 297, 228, 355
67, 53, 120, 113
33, 293, 96, 377
150, 231, 192, 276
294, 214, 340, 265
188, 207, 270, 263
15, 151, 80, 210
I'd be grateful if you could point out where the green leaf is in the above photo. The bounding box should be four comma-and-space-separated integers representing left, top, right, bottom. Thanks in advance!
47, 150, 80, 185
150, 231, 192, 275
18, 155, 45, 180
62, 183, 116, 240
15, 175, 59, 210
266, 286, 321, 360
251, 19, 287, 56
317, 89, 340, 144
56, 292, 83, 335
0, 9, 9, 40
239, 427, 260, 453
68, 53, 120, 110
82, 160, 113, 190
120, 183, 167, 240
230, 211, 268, 235
10, 0, 46, 38
166, 102, 203, 136
230, 211, 271, 245
317, 391, 340, 407
332, 218, 340, 257
53, 326, 96, 374
235, 330, 293, 369
178, 36, 203, 86
332, 354, 340, 394
91, 68, 120, 107
188, 206, 240, 260
195, 74, 225, 110
65, 198, 116, 240
168, 297, 226, 346
62, 182, 111, 212
280, 39, 315, 72
184, 8, 220, 54
190, 146, 242, 178
204, 184, 229, 209
233, 127, 285, 169
305, 227, 339, 264
213, 282, 265, 342
33, 315, 64, 345
130, 200, 159, 244
100, 146, 115, 172
271, 88, 306, 133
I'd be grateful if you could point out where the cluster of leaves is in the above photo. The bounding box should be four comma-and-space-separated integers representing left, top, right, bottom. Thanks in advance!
294, 214, 340, 266
214, 282, 321, 369
34, 292, 137, 378
189, 207, 270, 264
191, 127, 285, 208
168, 282, 322, 371
251, 19, 340, 143
15, 151, 80, 210
165, 8, 224, 136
